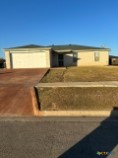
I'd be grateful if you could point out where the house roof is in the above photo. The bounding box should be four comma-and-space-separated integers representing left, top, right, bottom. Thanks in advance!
109, 55, 118, 58
50, 44, 109, 51
5, 44, 110, 51
6, 44, 44, 49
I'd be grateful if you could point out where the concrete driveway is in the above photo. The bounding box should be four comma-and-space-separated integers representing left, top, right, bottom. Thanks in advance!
0, 69, 48, 116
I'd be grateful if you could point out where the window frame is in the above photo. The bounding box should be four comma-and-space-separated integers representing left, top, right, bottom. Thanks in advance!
94, 52, 100, 61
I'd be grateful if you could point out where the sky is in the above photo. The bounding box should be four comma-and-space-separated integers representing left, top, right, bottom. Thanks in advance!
0, 0, 118, 58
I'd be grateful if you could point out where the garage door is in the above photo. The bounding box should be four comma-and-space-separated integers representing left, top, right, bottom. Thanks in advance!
11, 52, 47, 68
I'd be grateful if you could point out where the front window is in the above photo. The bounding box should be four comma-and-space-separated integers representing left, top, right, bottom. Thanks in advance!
94, 52, 100, 61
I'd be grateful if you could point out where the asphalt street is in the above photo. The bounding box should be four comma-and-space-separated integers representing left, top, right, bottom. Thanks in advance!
0, 117, 118, 158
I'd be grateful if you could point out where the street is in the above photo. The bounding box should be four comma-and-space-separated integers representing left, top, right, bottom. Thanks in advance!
0, 117, 118, 158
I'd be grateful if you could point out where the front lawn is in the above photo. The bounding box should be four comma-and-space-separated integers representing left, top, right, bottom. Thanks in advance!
39, 66, 118, 111
41, 66, 118, 82
41, 68, 65, 82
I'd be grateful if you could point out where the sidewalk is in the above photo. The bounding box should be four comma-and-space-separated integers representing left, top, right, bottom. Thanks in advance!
37, 81, 118, 87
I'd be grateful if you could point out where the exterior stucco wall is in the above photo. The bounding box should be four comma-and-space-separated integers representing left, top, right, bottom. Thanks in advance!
77, 50, 109, 66
5, 51, 11, 69
45, 50, 51, 68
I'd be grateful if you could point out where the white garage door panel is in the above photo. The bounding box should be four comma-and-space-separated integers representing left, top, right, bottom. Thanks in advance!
12, 52, 47, 68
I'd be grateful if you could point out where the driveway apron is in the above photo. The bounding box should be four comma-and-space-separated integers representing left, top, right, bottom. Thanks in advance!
0, 69, 48, 116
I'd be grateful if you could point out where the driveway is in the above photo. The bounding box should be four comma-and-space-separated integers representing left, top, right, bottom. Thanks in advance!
0, 69, 48, 115
0, 117, 117, 158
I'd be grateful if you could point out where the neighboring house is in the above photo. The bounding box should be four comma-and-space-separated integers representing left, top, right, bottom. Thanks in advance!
109, 55, 118, 65
4, 44, 110, 69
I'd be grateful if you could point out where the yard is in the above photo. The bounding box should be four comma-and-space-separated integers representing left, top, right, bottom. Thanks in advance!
41, 66, 118, 82
39, 66, 118, 111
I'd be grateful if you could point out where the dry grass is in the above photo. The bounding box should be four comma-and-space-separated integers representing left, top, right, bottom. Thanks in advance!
39, 66, 118, 110
38, 87, 118, 111
41, 66, 118, 82
41, 69, 66, 83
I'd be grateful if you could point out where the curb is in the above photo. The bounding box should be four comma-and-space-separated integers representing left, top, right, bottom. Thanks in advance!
37, 110, 118, 117
30, 87, 39, 116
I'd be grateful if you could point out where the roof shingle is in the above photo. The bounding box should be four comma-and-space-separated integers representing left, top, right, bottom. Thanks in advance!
5, 44, 110, 51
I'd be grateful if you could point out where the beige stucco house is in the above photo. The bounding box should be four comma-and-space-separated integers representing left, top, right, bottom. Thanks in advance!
4, 44, 110, 69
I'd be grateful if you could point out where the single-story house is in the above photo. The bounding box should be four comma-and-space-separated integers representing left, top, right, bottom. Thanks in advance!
4, 44, 110, 69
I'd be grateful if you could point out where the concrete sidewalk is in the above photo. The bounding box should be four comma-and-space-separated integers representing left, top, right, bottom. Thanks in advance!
37, 81, 118, 87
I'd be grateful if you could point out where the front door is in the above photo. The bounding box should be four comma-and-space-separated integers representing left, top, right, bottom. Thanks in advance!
58, 54, 64, 67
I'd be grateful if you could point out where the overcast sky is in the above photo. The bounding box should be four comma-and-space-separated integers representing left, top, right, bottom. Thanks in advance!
0, 0, 118, 58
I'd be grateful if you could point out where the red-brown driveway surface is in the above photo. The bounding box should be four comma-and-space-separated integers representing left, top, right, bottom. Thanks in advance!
0, 69, 48, 116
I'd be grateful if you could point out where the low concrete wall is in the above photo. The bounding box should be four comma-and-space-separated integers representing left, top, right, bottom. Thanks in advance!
35, 87, 118, 111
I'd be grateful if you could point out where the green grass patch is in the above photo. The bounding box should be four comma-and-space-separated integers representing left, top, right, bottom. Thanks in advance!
37, 87, 118, 111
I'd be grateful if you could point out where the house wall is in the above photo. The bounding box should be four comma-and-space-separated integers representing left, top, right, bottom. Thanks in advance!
5, 49, 51, 69
54, 50, 109, 67
111, 58, 118, 65
77, 50, 109, 66
45, 49, 51, 67
5, 51, 11, 69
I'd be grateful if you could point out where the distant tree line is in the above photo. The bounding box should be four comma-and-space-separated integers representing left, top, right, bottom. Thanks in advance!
0, 58, 5, 68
